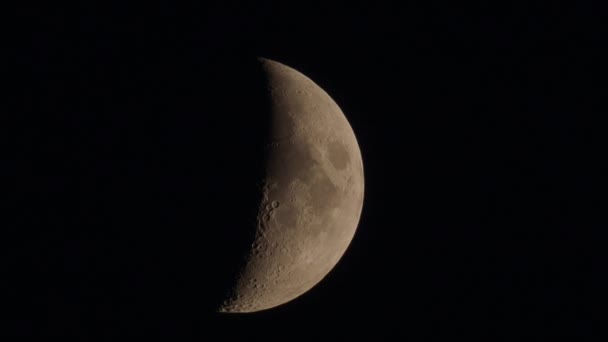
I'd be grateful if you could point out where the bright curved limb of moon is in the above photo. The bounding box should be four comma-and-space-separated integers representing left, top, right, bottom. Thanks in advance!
218, 58, 365, 313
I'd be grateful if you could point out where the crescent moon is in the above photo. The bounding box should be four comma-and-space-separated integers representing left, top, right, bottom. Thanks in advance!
218, 58, 365, 313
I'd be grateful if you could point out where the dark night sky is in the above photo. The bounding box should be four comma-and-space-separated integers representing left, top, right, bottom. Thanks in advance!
4, 1, 607, 339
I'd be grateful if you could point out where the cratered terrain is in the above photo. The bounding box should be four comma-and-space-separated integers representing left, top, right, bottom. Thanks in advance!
218, 58, 364, 313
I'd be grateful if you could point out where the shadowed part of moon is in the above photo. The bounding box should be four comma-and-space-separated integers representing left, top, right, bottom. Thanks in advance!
219, 58, 365, 313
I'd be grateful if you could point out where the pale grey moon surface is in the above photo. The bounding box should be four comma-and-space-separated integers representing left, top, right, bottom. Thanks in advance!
218, 58, 365, 313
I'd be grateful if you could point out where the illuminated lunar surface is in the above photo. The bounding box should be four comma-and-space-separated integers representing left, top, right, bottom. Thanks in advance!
218, 58, 364, 313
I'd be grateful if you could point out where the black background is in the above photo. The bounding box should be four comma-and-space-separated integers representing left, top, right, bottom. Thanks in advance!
4, 1, 607, 339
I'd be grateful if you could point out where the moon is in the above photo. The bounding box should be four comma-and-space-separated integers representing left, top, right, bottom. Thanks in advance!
218, 58, 365, 313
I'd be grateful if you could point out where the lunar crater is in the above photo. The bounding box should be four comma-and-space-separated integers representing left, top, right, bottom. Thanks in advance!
218, 58, 363, 313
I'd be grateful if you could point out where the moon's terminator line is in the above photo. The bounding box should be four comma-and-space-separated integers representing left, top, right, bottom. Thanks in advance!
219, 58, 364, 313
